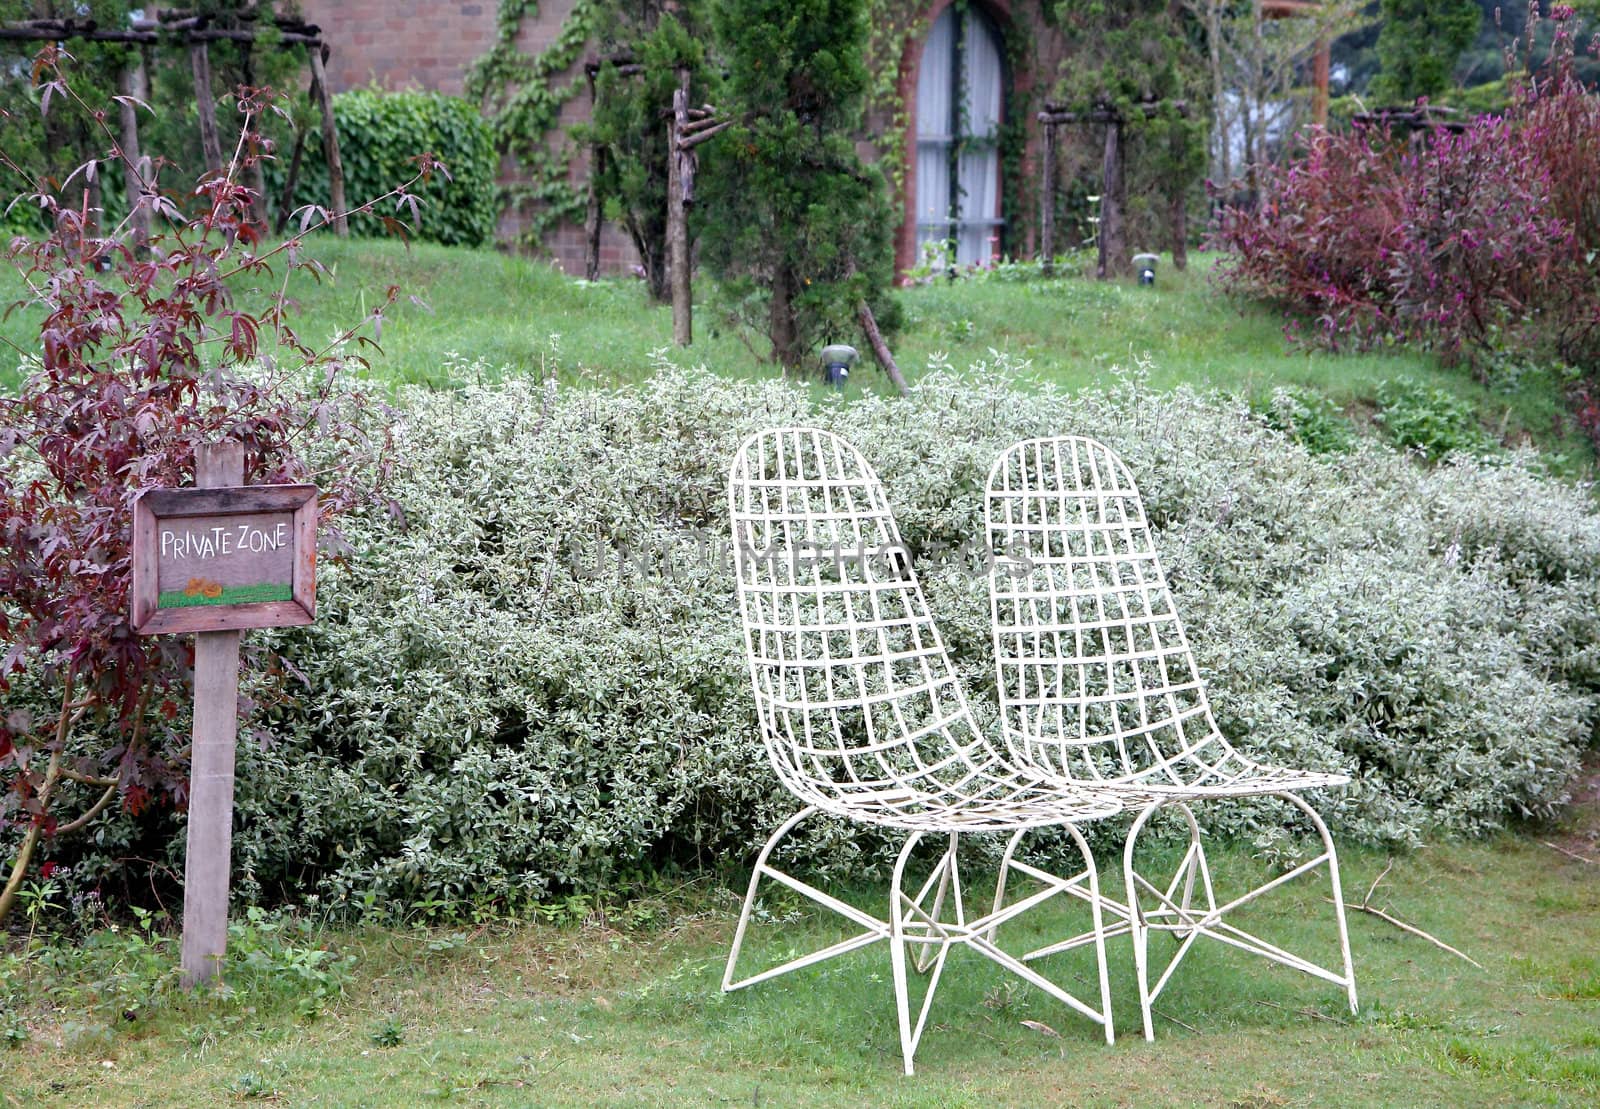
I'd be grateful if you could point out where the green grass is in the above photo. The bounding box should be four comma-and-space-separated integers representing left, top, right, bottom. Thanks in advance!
2, 238, 1591, 473
157, 583, 293, 608
7, 818, 1600, 1106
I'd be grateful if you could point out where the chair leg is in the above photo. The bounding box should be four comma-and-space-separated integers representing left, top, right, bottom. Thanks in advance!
1276, 792, 1359, 1015
910, 832, 960, 974
723, 806, 890, 994
1123, 801, 1163, 1043
1123, 793, 1361, 1040
891, 830, 954, 1076
988, 827, 1028, 945
1064, 821, 1116, 1046
989, 824, 1116, 1045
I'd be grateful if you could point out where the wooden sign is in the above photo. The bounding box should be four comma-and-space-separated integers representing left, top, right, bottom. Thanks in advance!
131, 485, 317, 635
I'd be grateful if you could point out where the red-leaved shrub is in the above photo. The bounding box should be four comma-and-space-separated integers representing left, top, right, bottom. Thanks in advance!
1211, 5, 1600, 372
0, 48, 433, 919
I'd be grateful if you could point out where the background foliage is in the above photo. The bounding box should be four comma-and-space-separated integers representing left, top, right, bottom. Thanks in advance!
579, 2, 715, 301
697, 0, 899, 368
14, 357, 1596, 914
272, 89, 498, 248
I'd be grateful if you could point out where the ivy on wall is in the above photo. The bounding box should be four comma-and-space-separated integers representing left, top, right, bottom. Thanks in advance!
465, 0, 596, 251
463, 0, 1208, 261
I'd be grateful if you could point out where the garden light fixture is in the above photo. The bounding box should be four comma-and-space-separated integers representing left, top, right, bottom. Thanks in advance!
820, 344, 858, 388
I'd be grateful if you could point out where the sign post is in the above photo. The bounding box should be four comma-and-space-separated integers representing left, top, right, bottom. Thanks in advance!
130, 443, 317, 987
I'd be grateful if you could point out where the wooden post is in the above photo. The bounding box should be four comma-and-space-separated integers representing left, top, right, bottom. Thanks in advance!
308, 45, 348, 237
119, 52, 152, 249
585, 143, 605, 282
584, 69, 604, 282
190, 41, 224, 178
1312, 36, 1331, 129
667, 68, 692, 347
276, 126, 308, 234
1170, 128, 1188, 273
180, 442, 244, 989
1096, 119, 1130, 280
1040, 118, 1056, 277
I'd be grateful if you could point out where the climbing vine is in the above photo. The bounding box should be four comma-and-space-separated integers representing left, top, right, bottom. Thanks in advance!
465, 0, 596, 251
863, 0, 925, 204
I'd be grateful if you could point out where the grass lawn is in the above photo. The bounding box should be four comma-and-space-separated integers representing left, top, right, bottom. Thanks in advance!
3, 238, 1591, 473
6, 788, 1600, 1107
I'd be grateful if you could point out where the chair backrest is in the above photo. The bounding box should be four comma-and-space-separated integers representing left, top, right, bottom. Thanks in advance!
985, 436, 1234, 787
728, 428, 990, 811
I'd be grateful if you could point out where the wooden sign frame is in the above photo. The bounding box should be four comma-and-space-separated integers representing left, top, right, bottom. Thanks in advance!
131, 484, 318, 635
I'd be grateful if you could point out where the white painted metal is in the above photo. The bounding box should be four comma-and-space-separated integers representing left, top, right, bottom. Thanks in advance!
985, 435, 1358, 1039
723, 427, 1124, 1074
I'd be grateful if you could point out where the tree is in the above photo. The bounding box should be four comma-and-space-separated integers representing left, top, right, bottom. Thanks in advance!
1371, 0, 1480, 102
0, 49, 409, 921
582, 3, 715, 303
1052, 2, 1208, 273
1183, 1, 1369, 195
697, 0, 898, 371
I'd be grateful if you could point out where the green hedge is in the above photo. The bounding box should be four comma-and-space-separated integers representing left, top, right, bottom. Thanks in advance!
21, 357, 1600, 915
271, 89, 496, 248
222, 360, 1599, 911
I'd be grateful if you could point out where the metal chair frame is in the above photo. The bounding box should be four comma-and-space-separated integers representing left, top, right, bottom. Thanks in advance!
723, 427, 1124, 1074
984, 435, 1358, 1040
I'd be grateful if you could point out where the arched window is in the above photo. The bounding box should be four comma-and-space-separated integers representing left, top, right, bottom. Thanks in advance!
915, 5, 1004, 268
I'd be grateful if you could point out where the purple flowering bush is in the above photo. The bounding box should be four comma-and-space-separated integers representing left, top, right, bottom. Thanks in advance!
1212, 6, 1600, 373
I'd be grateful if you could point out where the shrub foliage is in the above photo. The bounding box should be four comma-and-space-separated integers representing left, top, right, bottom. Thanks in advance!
142, 358, 1597, 912
1212, 7, 1600, 372
275, 89, 497, 248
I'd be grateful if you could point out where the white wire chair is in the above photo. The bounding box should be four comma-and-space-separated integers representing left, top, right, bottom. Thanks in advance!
985, 435, 1358, 1041
723, 427, 1125, 1075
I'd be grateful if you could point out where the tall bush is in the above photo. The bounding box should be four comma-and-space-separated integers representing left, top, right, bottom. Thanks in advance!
0, 50, 407, 921
22, 356, 1575, 915
697, 0, 899, 370
275, 89, 497, 248
1212, 8, 1600, 371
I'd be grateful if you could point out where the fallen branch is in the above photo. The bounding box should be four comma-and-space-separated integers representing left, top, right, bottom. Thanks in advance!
1330, 898, 1484, 970
1541, 841, 1598, 866
857, 300, 909, 396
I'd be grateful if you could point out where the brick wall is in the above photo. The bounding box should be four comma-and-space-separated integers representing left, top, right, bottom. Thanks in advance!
299, 2, 1061, 278
299, 1, 499, 97
299, 0, 640, 275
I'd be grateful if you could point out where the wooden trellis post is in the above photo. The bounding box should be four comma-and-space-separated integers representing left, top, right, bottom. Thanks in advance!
1098, 117, 1128, 280
584, 68, 605, 282
308, 45, 348, 237
1040, 118, 1057, 277
0, 12, 343, 234
666, 68, 733, 347
119, 51, 152, 248
190, 40, 224, 177
1037, 100, 1190, 281
667, 72, 692, 346
1169, 127, 1188, 273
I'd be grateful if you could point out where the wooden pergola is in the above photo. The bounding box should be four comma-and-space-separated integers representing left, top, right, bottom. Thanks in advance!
1038, 1, 1333, 280
0, 7, 347, 241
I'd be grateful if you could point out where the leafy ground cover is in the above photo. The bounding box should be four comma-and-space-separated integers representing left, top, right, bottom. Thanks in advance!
2, 240, 1588, 473
4, 782, 1599, 1106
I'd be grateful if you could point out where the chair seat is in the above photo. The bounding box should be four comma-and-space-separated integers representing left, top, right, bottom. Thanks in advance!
1106, 763, 1351, 806
786, 756, 1123, 833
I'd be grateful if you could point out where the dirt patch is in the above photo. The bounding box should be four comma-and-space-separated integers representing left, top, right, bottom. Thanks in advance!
1550, 754, 1600, 859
